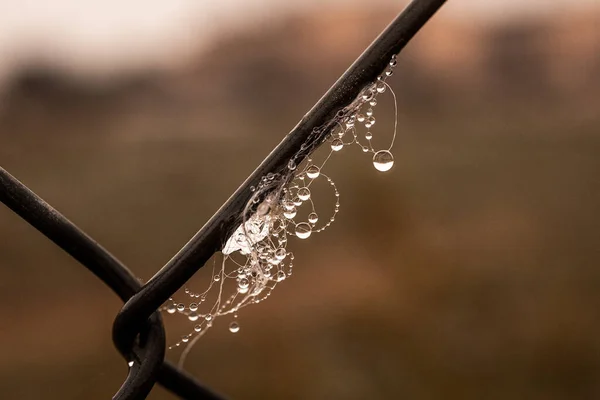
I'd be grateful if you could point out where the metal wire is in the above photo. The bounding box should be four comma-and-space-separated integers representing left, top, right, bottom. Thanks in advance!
0, 0, 446, 398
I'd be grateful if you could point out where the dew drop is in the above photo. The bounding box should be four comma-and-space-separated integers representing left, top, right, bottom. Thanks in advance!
214, 274, 221, 282
188, 312, 199, 322
331, 139, 344, 151
238, 286, 249, 294
370, 99, 377, 107
277, 270, 286, 282
308, 212, 319, 224
229, 322, 240, 333
283, 208, 297, 219
385, 70, 394, 77
357, 114, 365, 122
275, 248, 287, 260
295, 222, 312, 239
376, 82, 386, 93
306, 165, 320, 179
189, 303, 198, 312
205, 314, 213, 321
166, 304, 176, 314
373, 150, 394, 172
181, 335, 190, 343
362, 146, 369, 152
194, 325, 202, 333
365, 132, 373, 140
176, 303, 185, 312
238, 277, 250, 289
297, 187, 311, 201
287, 159, 297, 171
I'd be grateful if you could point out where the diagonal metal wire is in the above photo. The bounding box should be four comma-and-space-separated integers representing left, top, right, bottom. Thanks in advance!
0, 0, 447, 398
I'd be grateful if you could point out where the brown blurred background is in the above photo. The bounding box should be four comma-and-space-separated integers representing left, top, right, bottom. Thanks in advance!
1, 0, 600, 399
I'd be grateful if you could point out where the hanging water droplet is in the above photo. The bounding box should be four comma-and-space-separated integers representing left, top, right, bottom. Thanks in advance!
283, 201, 295, 211
297, 187, 311, 201
366, 116, 376, 127
366, 108, 373, 117
205, 314, 213, 321
357, 114, 365, 122
362, 146, 369, 152
166, 304, 176, 314
331, 139, 343, 151
229, 321, 240, 333
188, 312, 199, 322
283, 208, 297, 219
277, 270, 286, 282
365, 132, 373, 140
308, 212, 319, 224
362, 91, 374, 101
295, 222, 312, 239
214, 274, 221, 282
292, 197, 302, 206
373, 150, 394, 172
370, 99, 377, 107
306, 165, 320, 179
181, 335, 190, 343
239, 277, 250, 289
275, 248, 287, 260
189, 303, 198, 312
376, 82, 386, 93
177, 303, 185, 312
390, 57, 398, 67
194, 325, 202, 333
238, 286, 249, 294
385, 69, 393, 77
287, 159, 297, 171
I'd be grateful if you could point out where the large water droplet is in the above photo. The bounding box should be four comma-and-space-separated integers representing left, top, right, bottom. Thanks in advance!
331, 139, 343, 151
295, 222, 312, 239
188, 312, 199, 322
292, 197, 302, 206
365, 132, 373, 140
308, 212, 319, 224
373, 150, 394, 172
306, 165, 320, 179
376, 82, 386, 93
176, 303, 185, 312
166, 304, 176, 314
189, 303, 198, 312
238, 277, 249, 289
181, 335, 190, 343
297, 187, 311, 201
229, 321, 240, 333
283, 208, 297, 219
275, 248, 287, 260
194, 325, 202, 333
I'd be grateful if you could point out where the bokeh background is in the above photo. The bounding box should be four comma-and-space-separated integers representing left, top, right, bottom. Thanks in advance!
1, 0, 600, 399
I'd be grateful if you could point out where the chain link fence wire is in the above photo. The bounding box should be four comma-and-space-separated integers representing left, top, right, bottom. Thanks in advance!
0, 0, 446, 398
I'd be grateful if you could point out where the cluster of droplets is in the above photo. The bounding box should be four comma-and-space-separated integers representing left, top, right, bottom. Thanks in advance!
329, 54, 398, 172
163, 54, 398, 365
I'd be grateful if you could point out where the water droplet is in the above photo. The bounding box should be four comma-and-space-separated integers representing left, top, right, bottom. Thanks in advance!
297, 187, 311, 201
283, 201, 295, 211
366, 116, 376, 127
357, 114, 365, 122
370, 99, 377, 107
295, 222, 312, 239
238, 286, 249, 294
331, 139, 343, 151
376, 82, 386, 93
283, 208, 297, 219
214, 275, 221, 282
177, 303, 185, 312
188, 312, 199, 322
194, 325, 202, 332
128, 361, 135, 367
182, 335, 190, 343
366, 108, 373, 117
229, 322, 240, 333
362, 146, 369, 152
166, 304, 176, 314
365, 132, 373, 140
205, 314, 213, 321
390, 57, 397, 67
277, 270, 286, 282
385, 69, 393, 77
362, 90, 374, 101
292, 197, 302, 206
239, 277, 250, 289
287, 159, 297, 170
306, 165, 320, 179
189, 303, 198, 312
308, 212, 319, 224
275, 248, 287, 260
373, 150, 394, 172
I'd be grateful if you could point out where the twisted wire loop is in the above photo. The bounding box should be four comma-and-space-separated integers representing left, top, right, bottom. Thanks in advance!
112, 0, 447, 394
0, 0, 446, 398
0, 167, 223, 400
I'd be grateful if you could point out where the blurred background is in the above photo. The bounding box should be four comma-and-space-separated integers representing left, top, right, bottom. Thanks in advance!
1, 0, 600, 399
